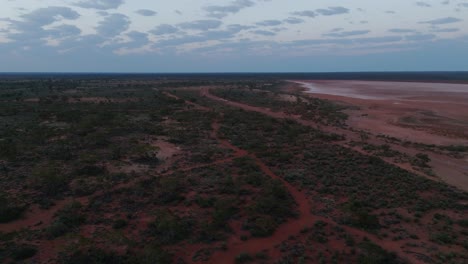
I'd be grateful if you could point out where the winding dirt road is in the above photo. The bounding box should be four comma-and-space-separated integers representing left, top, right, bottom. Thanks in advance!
177, 90, 425, 264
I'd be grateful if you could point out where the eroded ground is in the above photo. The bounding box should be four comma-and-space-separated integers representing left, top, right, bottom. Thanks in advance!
0, 78, 467, 264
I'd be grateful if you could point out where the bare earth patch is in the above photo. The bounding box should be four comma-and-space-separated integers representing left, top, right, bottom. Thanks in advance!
293, 80, 468, 191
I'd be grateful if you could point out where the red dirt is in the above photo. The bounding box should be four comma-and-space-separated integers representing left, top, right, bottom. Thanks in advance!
292, 80, 468, 192
3, 88, 462, 263
294, 80, 468, 144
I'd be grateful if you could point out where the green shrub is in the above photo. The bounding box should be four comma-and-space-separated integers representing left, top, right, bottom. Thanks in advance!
0, 193, 26, 223
247, 215, 277, 237
431, 232, 456, 245
59, 248, 124, 264
212, 198, 238, 229
47, 201, 85, 238
0, 139, 18, 160
154, 177, 185, 204
457, 219, 468, 227
358, 240, 400, 264
235, 252, 253, 264
112, 219, 128, 229
148, 210, 193, 245
11, 244, 37, 260
32, 165, 69, 195
129, 245, 173, 264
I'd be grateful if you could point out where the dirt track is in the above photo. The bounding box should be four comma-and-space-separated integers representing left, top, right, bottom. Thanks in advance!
187, 89, 425, 264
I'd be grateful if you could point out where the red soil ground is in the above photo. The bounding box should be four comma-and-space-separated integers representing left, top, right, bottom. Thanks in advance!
291, 81, 468, 192
3, 87, 463, 263
294, 80, 468, 145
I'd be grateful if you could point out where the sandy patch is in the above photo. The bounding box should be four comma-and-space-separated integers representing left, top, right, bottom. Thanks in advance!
151, 139, 181, 160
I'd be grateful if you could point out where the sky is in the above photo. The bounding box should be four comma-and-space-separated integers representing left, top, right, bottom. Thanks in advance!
0, 0, 467, 72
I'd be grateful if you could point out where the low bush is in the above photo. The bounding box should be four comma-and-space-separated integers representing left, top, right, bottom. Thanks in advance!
0, 195, 26, 223
148, 209, 193, 245
47, 201, 85, 238
11, 244, 37, 260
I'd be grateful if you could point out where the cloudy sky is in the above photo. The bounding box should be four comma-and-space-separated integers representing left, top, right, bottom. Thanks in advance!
0, 0, 467, 72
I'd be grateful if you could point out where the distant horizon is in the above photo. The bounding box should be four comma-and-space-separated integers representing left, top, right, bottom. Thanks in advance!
1, 71, 467, 74
1, 71, 467, 82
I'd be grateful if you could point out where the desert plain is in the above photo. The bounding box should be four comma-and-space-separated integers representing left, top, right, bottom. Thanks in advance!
0, 76, 467, 264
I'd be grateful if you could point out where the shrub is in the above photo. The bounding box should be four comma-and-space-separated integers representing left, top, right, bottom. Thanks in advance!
235, 252, 253, 264
0, 193, 26, 223
112, 219, 128, 229
212, 198, 238, 229
358, 240, 400, 264
247, 215, 277, 237
0, 139, 18, 160
11, 244, 37, 260
457, 219, 468, 227
129, 246, 173, 264
47, 201, 85, 238
148, 210, 193, 245
154, 177, 185, 204
32, 165, 69, 196
59, 248, 124, 264
431, 232, 456, 245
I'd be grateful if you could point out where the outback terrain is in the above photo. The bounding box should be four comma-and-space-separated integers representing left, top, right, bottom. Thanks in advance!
0, 77, 467, 264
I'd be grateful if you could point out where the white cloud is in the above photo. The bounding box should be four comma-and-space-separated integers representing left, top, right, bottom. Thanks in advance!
75, 0, 124, 10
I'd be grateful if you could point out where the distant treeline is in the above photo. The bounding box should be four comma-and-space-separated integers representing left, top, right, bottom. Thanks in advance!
0, 71, 467, 82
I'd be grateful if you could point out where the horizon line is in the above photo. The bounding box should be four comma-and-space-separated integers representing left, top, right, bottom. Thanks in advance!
0, 71, 467, 74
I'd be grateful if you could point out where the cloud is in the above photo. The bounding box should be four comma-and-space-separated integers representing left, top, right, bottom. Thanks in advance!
431, 27, 459, 32
4, 6, 81, 44
420, 17, 462, 25
416, 2, 431, 7
291, 10, 316, 18
316, 7, 349, 16
153, 24, 251, 47
48, 25, 82, 38
283, 17, 304, 24
16, 6, 80, 30
292, 6, 349, 18
256, 20, 282, 26
252, 30, 276, 36
331, 28, 344, 32
75, 0, 124, 10
289, 35, 404, 47
136, 9, 157, 16
324, 30, 371, 38
96, 13, 130, 37
204, 0, 255, 18
352, 36, 403, 44
227, 24, 254, 32
179, 20, 222, 31
388, 28, 417, 33
120, 31, 149, 49
150, 24, 179, 35
405, 33, 437, 41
